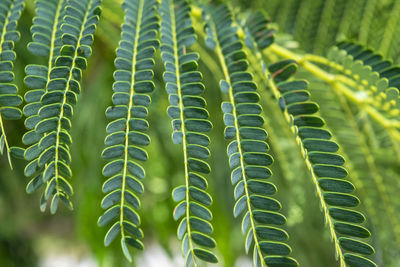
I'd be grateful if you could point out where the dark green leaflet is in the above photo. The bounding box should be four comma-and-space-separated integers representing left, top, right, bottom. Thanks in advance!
97, 0, 159, 262
160, 0, 218, 266
0, 0, 24, 168
204, 4, 298, 267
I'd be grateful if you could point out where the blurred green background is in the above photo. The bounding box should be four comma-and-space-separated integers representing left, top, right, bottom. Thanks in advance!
1, 0, 399, 266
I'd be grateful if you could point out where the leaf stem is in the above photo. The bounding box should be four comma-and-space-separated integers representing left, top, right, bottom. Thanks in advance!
120, 0, 145, 241
264, 66, 347, 267
208, 14, 266, 267
52, 0, 94, 209
169, 1, 196, 264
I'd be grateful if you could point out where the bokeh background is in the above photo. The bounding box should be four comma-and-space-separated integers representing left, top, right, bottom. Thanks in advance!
1, 0, 400, 266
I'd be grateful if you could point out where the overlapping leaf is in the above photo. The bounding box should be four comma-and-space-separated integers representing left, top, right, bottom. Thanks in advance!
0, 0, 24, 168
308, 70, 400, 261
160, 0, 218, 265
204, 4, 298, 267
97, 0, 159, 262
244, 11, 377, 267
23, 0, 67, 208
23, 0, 102, 213
270, 63, 376, 267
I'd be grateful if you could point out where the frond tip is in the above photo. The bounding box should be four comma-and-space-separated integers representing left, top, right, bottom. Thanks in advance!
204, 3, 298, 267
97, 0, 159, 262
160, 0, 218, 265
265, 60, 377, 267
23, 0, 67, 203
242, 10, 377, 266
23, 0, 102, 213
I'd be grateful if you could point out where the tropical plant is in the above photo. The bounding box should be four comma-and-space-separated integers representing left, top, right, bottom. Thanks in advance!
1, 0, 399, 266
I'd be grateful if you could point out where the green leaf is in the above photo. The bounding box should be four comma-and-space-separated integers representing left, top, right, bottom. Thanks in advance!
193, 248, 218, 263
104, 221, 121, 246
329, 208, 365, 223
344, 253, 377, 267
259, 241, 292, 255
264, 256, 299, 266
334, 222, 371, 238
234, 195, 247, 218
245, 229, 254, 254
191, 232, 216, 248
339, 237, 374, 255
10, 146, 25, 159
121, 239, 133, 262
0, 107, 22, 120
98, 206, 120, 227
255, 226, 289, 241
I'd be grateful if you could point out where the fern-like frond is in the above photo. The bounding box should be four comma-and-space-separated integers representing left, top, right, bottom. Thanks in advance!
23, 0, 67, 205
204, 4, 298, 266
245, 16, 377, 265
268, 64, 376, 267
23, 0, 102, 213
308, 71, 400, 252
97, 0, 159, 262
0, 0, 24, 168
159, 0, 218, 265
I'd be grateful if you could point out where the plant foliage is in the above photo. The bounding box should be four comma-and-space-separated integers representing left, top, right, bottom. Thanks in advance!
2, 0, 400, 266
0, 0, 24, 167
97, 0, 159, 262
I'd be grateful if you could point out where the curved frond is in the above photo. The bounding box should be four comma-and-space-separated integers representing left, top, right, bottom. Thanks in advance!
204, 4, 298, 266
266, 62, 376, 267
0, 0, 25, 168
159, 0, 218, 265
23, 0, 67, 204
97, 0, 159, 261
309, 71, 400, 253
245, 15, 377, 265
23, 0, 102, 213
